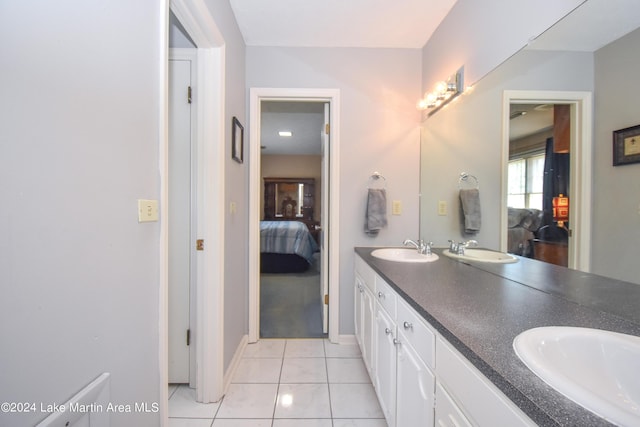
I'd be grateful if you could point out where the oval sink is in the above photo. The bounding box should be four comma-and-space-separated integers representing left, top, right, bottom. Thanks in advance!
514, 326, 640, 426
371, 248, 439, 263
442, 248, 518, 264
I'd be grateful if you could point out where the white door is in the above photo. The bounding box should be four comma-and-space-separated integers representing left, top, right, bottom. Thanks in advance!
321, 103, 330, 333
168, 58, 193, 383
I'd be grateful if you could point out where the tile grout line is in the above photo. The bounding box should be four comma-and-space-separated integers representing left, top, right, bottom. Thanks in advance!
323, 339, 336, 423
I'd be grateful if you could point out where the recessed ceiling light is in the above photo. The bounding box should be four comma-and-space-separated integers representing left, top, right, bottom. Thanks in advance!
278, 131, 292, 137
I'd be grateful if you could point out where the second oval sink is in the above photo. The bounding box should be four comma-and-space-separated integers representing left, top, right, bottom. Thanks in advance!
442, 248, 518, 264
371, 248, 439, 263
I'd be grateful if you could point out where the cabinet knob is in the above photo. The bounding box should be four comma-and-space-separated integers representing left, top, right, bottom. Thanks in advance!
378, 292, 385, 299
385, 327, 392, 335
403, 321, 413, 330
393, 338, 401, 346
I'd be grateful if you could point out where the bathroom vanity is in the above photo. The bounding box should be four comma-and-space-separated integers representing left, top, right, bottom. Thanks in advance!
354, 247, 640, 427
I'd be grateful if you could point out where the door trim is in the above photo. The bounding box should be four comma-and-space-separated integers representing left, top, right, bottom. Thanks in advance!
165, 0, 226, 408
500, 90, 592, 271
248, 87, 341, 344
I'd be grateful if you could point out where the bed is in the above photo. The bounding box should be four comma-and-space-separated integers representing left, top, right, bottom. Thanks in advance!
260, 220, 319, 273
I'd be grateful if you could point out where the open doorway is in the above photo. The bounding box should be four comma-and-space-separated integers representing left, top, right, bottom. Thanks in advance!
259, 101, 326, 338
506, 103, 571, 267
501, 91, 592, 272
248, 88, 341, 344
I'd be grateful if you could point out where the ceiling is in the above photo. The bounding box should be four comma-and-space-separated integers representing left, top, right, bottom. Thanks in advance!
261, 101, 325, 155
509, 104, 554, 141
229, 0, 458, 49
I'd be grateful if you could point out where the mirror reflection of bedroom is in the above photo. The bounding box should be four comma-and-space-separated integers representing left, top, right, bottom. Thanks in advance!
507, 103, 571, 267
259, 101, 327, 338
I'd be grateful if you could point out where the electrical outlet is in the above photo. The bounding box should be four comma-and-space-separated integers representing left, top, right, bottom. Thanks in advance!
392, 200, 402, 215
438, 200, 447, 216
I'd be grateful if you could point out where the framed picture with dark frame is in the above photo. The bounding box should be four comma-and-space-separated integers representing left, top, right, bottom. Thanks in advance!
232, 116, 244, 164
613, 124, 640, 166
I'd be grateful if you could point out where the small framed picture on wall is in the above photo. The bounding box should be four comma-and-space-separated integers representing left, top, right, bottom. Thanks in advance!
232, 116, 244, 164
613, 124, 640, 166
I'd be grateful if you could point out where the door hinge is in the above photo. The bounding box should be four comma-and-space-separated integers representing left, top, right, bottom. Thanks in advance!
187, 86, 192, 104
196, 239, 204, 251
324, 294, 329, 305
325, 123, 330, 134
186, 329, 191, 346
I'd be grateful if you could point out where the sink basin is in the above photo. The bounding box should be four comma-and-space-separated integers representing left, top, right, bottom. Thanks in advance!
513, 326, 640, 426
371, 248, 439, 263
442, 248, 518, 264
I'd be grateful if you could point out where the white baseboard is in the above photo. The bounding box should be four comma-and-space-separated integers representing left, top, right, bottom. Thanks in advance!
223, 334, 248, 393
337, 334, 357, 345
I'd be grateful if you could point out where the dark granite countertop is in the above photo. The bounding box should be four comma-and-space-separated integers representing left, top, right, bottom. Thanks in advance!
355, 247, 640, 427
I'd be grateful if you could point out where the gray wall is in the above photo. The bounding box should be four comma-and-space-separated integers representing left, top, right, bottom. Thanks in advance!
420, 49, 594, 249
247, 47, 422, 335
0, 1, 163, 425
593, 28, 640, 284
200, 0, 250, 374
0, 0, 249, 424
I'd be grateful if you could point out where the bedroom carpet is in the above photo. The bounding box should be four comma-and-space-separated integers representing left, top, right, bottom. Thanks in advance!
260, 270, 327, 338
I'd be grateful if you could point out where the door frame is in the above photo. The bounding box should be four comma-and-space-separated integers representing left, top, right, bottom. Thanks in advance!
248, 87, 341, 344
500, 90, 592, 271
162, 0, 226, 411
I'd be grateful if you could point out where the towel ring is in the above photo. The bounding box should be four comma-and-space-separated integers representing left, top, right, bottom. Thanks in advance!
459, 172, 479, 189
369, 171, 387, 189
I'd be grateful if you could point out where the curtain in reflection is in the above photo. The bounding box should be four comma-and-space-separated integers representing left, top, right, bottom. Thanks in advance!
542, 137, 570, 229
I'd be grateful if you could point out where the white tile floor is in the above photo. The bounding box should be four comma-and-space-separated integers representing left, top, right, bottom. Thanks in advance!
168, 339, 387, 427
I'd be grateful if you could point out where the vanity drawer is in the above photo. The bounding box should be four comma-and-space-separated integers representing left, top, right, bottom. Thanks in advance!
397, 298, 435, 369
436, 336, 536, 426
375, 275, 397, 318
355, 255, 376, 291
435, 381, 473, 427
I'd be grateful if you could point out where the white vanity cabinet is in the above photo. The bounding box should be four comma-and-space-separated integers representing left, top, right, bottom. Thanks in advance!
354, 253, 536, 427
356, 255, 436, 427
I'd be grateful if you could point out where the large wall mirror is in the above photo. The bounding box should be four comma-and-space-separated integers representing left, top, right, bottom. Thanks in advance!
420, 0, 640, 284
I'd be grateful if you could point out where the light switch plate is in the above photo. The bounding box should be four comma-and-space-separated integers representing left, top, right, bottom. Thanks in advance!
392, 200, 402, 215
138, 199, 158, 222
438, 201, 447, 216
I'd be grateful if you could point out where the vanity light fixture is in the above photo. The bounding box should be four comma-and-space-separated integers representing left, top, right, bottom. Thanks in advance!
417, 66, 464, 116
278, 131, 292, 137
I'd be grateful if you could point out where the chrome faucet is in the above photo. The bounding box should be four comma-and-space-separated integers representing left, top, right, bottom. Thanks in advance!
403, 239, 432, 255
448, 239, 478, 255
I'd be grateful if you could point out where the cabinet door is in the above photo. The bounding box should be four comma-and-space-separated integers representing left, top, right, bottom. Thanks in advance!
397, 339, 435, 427
354, 275, 364, 348
375, 306, 397, 427
362, 285, 375, 377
